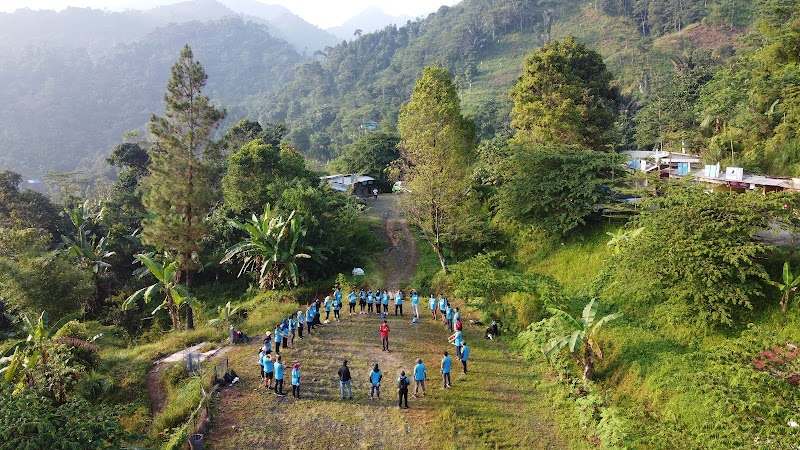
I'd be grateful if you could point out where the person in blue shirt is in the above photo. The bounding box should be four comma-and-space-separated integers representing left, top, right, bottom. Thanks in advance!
347, 291, 357, 317
429, 294, 437, 320
441, 351, 452, 388
448, 329, 463, 360
273, 325, 283, 355
334, 287, 342, 308
273, 355, 285, 396
381, 289, 390, 314
438, 296, 447, 318
291, 362, 301, 399
280, 320, 290, 350
288, 315, 296, 348
263, 331, 272, 354
460, 342, 470, 374
324, 295, 331, 321
445, 304, 454, 332
394, 290, 404, 316
454, 307, 461, 324
359, 288, 367, 313
412, 358, 426, 398
305, 306, 314, 335
258, 348, 266, 381
410, 289, 420, 319
369, 363, 383, 400
297, 311, 304, 338
333, 294, 342, 321
367, 290, 375, 314
262, 353, 274, 389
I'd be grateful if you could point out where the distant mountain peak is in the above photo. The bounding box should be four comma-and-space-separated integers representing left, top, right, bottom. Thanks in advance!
327, 6, 413, 41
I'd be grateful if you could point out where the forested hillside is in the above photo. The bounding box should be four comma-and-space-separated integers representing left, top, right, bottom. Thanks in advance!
0, 17, 303, 178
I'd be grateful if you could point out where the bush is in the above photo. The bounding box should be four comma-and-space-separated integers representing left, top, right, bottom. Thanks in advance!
54, 320, 89, 340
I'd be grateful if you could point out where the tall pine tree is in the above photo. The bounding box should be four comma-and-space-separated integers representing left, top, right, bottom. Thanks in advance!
398, 66, 478, 273
142, 45, 225, 329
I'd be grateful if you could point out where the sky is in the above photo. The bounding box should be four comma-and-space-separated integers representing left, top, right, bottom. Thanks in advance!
0, 0, 460, 28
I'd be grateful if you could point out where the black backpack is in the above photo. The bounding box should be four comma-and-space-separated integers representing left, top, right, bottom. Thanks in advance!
398, 376, 408, 390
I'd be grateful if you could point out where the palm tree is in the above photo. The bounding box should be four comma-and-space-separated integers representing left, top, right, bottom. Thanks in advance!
221, 204, 313, 290
123, 253, 192, 330
768, 261, 800, 312
354, 29, 363, 38
208, 301, 242, 327
543, 299, 622, 381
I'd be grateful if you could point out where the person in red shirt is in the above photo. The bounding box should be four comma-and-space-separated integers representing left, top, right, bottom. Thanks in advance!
380, 320, 391, 352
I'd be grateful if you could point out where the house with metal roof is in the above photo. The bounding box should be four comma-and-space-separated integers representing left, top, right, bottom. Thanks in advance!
321, 174, 376, 197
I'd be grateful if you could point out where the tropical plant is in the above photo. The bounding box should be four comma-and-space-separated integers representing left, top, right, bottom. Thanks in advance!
606, 226, 645, 254
122, 253, 193, 330
0, 311, 91, 403
60, 202, 116, 314
207, 301, 243, 327
768, 261, 800, 313
221, 204, 313, 290
543, 298, 622, 381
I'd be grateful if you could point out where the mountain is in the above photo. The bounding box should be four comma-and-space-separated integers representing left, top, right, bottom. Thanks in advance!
326, 6, 414, 41
219, 0, 338, 54
0, 17, 305, 178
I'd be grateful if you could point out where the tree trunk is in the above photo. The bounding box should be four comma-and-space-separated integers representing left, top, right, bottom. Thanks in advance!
185, 269, 194, 330
583, 343, 596, 381
433, 241, 448, 274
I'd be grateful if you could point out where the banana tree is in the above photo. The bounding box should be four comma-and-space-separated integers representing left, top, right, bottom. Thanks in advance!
61, 201, 115, 314
606, 226, 644, 254
768, 261, 800, 313
123, 253, 192, 330
221, 204, 314, 290
208, 301, 242, 327
543, 298, 622, 381
0, 311, 81, 389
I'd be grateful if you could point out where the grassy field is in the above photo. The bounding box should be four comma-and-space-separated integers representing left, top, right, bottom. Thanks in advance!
205, 307, 588, 450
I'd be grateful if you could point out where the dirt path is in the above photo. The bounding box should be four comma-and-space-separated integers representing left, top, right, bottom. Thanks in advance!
365, 194, 420, 289
204, 194, 572, 450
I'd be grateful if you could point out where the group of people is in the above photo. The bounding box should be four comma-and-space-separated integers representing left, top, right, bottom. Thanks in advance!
254, 285, 474, 406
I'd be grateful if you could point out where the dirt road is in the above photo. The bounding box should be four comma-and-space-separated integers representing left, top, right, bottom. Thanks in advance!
365, 194, 420, 289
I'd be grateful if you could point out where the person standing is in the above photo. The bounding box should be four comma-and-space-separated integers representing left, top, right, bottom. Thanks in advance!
347, 290, 357, 316
369, 363, 382, 400
324, 295, 331, 321
297, 310, 304, 338
380, 320, 390, 351
291, 363, 301, 399
359, 289, 367, 313
448, 328, 464, 360
411, 289, 420, 319
263, 331, 273, 354
289, 314, 296, 348
373, 187, 378, 200
441, 351, 452, 388
334, 287, 343, 313
394, 290, 403, 316
273, 324, 282, 355
382, 289, 390, 314
412, 358, 426, 398
338, 359, 353, 399
445, 304, 454, 332
438, 295, 447, 319
333, 294, 342, 321
350, 290, 359, 315
397, 371, 411, 409
460, 342, 470, 374
263, 353, 274, 389
429, 294, 437, 320
305, 305, 314, 335
367, 290, 375, 314
274, 355, 285, 396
